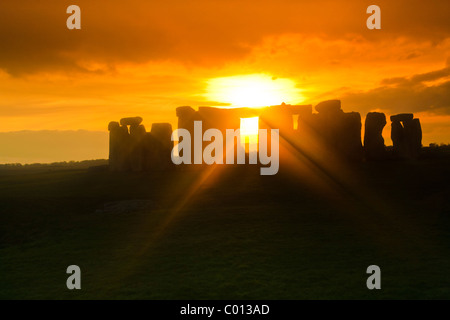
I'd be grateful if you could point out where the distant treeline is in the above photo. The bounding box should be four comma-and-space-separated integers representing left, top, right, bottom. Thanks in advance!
0, 144, 449, 172
0, 159, 108, 171
421, 144, 450, 159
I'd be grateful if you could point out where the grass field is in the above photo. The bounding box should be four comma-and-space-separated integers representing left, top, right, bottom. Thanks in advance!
1, 156, 450, 299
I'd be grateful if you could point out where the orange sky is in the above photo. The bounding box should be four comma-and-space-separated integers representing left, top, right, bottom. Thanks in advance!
1, 0, 450, 162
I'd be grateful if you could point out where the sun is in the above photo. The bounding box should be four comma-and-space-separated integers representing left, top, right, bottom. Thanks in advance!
205, 74, 304, 108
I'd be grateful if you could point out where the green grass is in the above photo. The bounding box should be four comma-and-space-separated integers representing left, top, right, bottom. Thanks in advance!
1, 159, 450, 299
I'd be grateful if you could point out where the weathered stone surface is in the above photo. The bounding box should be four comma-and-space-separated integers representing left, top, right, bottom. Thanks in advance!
390, 113, 413, 123
120, 116, 143, 126
364, 112, 387, 160
315, 100, 342, 114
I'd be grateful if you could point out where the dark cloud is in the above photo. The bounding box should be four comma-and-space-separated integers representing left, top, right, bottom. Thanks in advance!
411, 68, 450, 84
343, 66, 450, 115
1, 0, 449, 75
380, 68, 450, 86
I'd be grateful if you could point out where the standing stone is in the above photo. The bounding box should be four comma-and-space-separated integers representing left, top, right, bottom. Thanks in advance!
364, 112, 387, 160
313, 100, 344, 152
342, 111, 363, 161
176, 107, 196, 133
151, 123, 173, 150
390, 113, 413, 123
412, 118, 422, 151
143, 133, 158, 171
301, 100, 363, 161
151, 123, 173, 169
108, 121, 121, 171
176, 106, 197, 164
119, 125, 131, 171
120, 116, 143, 126
315, 100, 342, 114
331, 111, 363, 161
391, 120, 406, 158
403, 118, 422, 158
129, 124, 146, 171
108, 122, 132, 171
390, 113, 422, 159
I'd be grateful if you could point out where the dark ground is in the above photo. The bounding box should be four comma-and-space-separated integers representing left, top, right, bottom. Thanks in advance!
1, 151, 450, 299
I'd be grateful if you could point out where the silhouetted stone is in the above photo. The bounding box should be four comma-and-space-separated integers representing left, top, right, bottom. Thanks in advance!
403, 118, 422, 158
108, 122, 131, 171
120, 116, 143, 126
151, 123, 172, 148
260, 105, 294, 136
176, 107, 199, 164
151, 123, 173, 169
315, 100, 342, 114
176, 106, 196, 129
130, 124, 146, 137
391, 120, 406, 158
176, 106, 196, 118
108, 121, 120, 131
364, 112, 387, 160
339, 112, 363, 161
294, 105, 313, 118
110, 100, 376, 174
109, 116, 178, 171
143, 133, 158, 170
294, 101, 363, 161
391, 114, 422, 159
390, 113, 413, 123
120, 125, 129, 134
129, 124, 146, 171
119, 125, 131, 170
108, 121, 121, 171
412, 118, 422, 149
